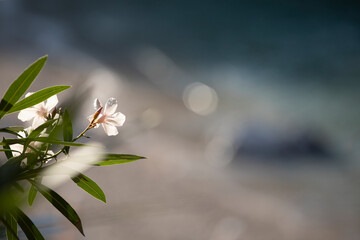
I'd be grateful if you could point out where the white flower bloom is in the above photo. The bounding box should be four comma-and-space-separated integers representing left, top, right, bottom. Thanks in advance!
9, 128, 54, 159
9, 143, 24, 157
10, 129, 30, 157
89, 98, 126, 136
18, 92, 58, 128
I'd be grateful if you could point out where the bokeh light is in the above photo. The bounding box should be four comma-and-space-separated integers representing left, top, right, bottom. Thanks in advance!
183, 82, 218, 116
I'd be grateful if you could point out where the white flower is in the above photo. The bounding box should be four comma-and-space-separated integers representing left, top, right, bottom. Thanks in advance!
18, 93, 58, 128
9, 127, 54, 160
89, 98, 126, 136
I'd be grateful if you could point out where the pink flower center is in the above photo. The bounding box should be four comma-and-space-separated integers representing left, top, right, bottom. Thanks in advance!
36, 106, 48, 118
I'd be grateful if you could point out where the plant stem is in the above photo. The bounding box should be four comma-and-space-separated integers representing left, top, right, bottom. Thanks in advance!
72, 124, 91, 142
43, 107, 102, 161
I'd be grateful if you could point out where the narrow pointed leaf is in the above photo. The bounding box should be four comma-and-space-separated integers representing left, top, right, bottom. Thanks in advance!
29, 180, 84, 236
24, 119, 57, 150
13, 207, 44, 240
15, 167, 49, 180
0, 149, 17, 153
62, 110, 73, 154
3, 213, 19, 240
33, 137, 90, 147
0, 156, 25, 188
0, 56, 47, 120
95, 154, 145, 166
28, 119, 57, 139
0, 127, 24, 137
28, 185, 38, 206
2, 137, 14, 159
12, 182, 24, 193
5, 126, 25, 132
1, 154, 26, 167
1, 137, 89, 147
71, 172, 106, 202
0, 148, 17, 152
7, 85, 70, 114
28, 178, 41, 206
16, 165, 77, 180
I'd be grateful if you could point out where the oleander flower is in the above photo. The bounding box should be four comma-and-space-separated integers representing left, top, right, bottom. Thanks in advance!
18, 93, 58, 128
89, 98, 126, 136
10, 127, 54, 161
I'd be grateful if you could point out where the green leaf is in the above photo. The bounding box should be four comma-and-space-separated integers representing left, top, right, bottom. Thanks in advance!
62, 110, 73, 154
2, 137, 14, 159
5, 126, 25, 132
95, 154, 145, 166
71, 172, 106, 203
4, 213, 19, 240
28, 178, 41, 206
0, 56, 47, 120
7, 85, 71, 114
1, 137, 90, 147
0, 148, 16, 152
0, 155, 25, 188
24, 119, 57, 151
1, 154, 26, 167
13, 207, 44, 240
0, 127, 24, 137
29, 180, 84, 236
33, 137, 90, 147
28, 185, 37, 206
0, 139, 24, 145
12, 182, 25, 193
27, 119, 57, 139
15, 167, 47, 180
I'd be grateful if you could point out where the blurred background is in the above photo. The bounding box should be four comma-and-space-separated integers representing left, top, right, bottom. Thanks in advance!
1, 0, 360, 239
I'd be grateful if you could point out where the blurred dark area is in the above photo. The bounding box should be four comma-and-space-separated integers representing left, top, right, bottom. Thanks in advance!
2, 0, 360, 84
1, 1, 360, 239
233, 123, 334, 164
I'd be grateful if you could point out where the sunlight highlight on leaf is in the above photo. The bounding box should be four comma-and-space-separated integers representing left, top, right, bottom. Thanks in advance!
42, 142, 105, 188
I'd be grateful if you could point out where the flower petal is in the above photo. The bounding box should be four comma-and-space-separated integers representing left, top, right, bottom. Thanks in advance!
102, 123, 118, 136
44, 150, 55, 163
104, 98, 117, 115
32, 115, 46, 129
18, 131, 27, 138
9, 144, 23, 157
45, 94, 58, 111
18, 107, 37, 122
94, 98, 102, 110
107, 112, 126, 126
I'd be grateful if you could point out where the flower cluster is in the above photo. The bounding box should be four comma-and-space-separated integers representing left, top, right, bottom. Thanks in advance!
18, 94, 126, 136
14, 94, 126, 162
10, 92, 126, 166
0, 56, 142, 240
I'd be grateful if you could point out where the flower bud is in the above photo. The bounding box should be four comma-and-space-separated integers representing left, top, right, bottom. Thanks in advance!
91, 107, 103, 124
50, 107, 57, 119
